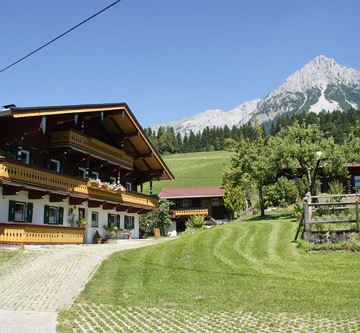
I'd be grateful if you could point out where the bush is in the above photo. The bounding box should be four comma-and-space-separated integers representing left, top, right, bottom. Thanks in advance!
186, 215, 205, 229
328, 180, 345, 198
139, 200, 174, 237
264, 177, 299, 208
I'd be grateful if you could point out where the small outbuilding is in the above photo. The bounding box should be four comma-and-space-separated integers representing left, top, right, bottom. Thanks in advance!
159, 186, 227, 232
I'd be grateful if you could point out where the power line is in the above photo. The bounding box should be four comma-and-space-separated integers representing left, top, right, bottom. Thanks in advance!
0, 0, 122, 75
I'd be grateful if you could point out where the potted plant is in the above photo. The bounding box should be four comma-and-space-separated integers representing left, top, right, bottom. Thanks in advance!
103, 226, 118, 239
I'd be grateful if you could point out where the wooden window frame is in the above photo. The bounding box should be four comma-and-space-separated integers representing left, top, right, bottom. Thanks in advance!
91, 212, 99, 227
50, 159, 61, 173
124, 215, 135, 230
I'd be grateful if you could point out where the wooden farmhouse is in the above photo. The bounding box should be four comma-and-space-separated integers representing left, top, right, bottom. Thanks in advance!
159, 186, 227, 232
0, 103, 174, 244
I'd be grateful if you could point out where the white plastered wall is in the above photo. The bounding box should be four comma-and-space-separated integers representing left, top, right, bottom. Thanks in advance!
0, 187, 140, 243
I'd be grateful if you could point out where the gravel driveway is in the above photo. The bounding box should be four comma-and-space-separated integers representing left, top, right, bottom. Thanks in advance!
0, 239, 164, 333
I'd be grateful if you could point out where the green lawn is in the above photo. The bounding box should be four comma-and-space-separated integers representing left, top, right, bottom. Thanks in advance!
59, 212, 360, 332
144, 150, 232, 194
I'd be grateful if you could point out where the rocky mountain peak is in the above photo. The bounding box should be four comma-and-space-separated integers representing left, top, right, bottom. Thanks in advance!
153, 55, 360, 135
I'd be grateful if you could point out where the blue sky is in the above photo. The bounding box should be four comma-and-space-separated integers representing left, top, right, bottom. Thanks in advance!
0, 0, 359, 126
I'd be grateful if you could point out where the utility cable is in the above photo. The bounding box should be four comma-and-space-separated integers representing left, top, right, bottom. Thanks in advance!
0, 0, 121, 74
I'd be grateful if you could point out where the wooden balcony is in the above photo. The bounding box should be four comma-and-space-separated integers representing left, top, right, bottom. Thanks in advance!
51, 130, 133, 169
0, 159, 158, 209
173, 208, 209, 217
0, 223, 85, 244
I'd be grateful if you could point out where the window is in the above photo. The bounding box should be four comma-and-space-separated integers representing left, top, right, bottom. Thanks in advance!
48, 207, 57, 224
17, 149, 30, 164
44, 206, 64, 225
180, 199, 190, 209
211, 198, 220, 207
91, 212, 99, 227
126, 182, 133, 191
14, 203, 26, 222
91, 171, 100, 180
8, 201, 33, 223
49, 159, 61, 172
109, 177, 117, 184
124, 215, 135, 230
78, 167, 87, 179
355, 176, 360, 189
108, 214, 117, 227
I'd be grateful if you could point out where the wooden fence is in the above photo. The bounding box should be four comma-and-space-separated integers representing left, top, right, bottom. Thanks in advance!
302, 193, 360, 241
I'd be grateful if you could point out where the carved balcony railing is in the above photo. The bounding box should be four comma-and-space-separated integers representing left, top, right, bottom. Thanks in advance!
0, 159, 158, 209
0, 223, 85, 244
172, 209, 209, 217
51, 130, 133, 169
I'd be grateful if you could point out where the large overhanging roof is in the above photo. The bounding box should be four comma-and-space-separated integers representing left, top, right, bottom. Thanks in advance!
1, 103, 174, 181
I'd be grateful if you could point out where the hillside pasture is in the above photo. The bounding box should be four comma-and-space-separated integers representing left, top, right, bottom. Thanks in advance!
144, 150, 232, 194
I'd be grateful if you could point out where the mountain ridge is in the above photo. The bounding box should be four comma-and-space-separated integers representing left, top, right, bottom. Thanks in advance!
152, 55, 360, 134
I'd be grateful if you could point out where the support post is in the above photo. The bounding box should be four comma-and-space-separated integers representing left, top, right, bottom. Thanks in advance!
303, 193, 311, 240
150, 180, 153, 195
356, 200, 359, 232
140, 184, 143, 193
117, 167, 121, 185
85, 155, 90, 180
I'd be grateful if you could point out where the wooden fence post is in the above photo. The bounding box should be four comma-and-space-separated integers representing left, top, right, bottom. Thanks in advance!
356, 200, 359, 232
303, 193, 311, 240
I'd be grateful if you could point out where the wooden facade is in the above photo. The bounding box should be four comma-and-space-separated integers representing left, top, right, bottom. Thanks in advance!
159, 187, 227, 232
0, 103, 174, 244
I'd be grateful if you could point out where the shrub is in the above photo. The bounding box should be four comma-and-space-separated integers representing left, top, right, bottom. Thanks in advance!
139, 200, 174, 237
264, 177, 299, 208
186, 215, 205, 229
292, 203, 303, 222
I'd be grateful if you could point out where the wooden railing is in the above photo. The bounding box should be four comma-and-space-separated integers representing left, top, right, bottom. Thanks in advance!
51, 130, 133, 169
173, 209, 208, 217
303, 193, 359, 240
0, 159, 158, 209
0, 223, 84, 244
0, 158, 88, 194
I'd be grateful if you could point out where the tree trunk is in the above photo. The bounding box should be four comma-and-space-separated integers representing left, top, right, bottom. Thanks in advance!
259, 185, 265, 216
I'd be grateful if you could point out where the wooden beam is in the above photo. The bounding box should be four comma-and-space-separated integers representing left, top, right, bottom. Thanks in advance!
69, 196, 87, 206
127, 207, 141, 214
116, 205, 128, 212
134, 152, 153, 160
2, 185, 20, 196
88, 200, 103, 208
103, 202, 117, 210
123, 131, 139, 139
28, 189, 46, 200
49, 194, 67, 202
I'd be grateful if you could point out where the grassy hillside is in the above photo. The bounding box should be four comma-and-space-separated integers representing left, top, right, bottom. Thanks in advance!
145, 150, 232, 194
59, 211, 360, 332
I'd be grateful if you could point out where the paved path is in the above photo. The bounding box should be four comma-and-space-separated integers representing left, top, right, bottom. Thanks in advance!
0, 239, 164, 333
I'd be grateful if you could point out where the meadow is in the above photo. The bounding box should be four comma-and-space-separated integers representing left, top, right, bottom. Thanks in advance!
144, 150, 232, 194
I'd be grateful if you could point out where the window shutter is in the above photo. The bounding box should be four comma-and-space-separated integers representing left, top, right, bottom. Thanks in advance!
116, 215, 121, 228
44, 156, 50, 170
57, 207, 64, 225
8, 200, 16, 221
108, 213, 111, 227
44, 205, 49, 224
29, 151, 34, 165
26, 203, 33, 223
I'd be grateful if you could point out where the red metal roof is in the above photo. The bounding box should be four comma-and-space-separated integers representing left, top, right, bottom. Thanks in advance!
159, 186, 225, 199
